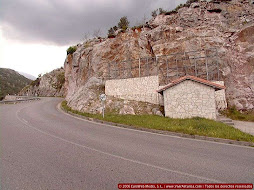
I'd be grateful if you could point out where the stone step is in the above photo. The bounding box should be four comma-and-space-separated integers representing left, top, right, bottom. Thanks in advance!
216, 116, 234, 126
223, 122, 234, 126
219, 119, 233, 122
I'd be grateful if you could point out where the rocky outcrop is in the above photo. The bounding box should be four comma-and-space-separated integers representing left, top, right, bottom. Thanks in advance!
19, 68, 65, 97
65, 76, 161, 115
65, 0, 254, 112
119, 105, 135, 115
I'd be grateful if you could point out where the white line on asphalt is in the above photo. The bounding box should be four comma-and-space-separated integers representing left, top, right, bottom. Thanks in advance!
22, 119, 28, 123
15, 106, 223, 183
57, 103, 254, 150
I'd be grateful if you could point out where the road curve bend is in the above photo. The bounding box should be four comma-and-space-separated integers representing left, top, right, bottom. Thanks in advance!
0, 97, 253, 189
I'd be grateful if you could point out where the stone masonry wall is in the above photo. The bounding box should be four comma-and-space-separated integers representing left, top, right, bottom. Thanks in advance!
158, 87, 164, 106
163, 80, 216, 120
213, 81, 227, 110
105, 76, 159, 104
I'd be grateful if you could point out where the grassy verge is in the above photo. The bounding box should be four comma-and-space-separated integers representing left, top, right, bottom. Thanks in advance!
221, 107, 254, 122
62, 101, 254, 143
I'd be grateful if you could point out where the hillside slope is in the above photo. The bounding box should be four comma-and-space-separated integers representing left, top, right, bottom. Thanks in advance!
0, 68, 32, 100
19, 68, 65, 97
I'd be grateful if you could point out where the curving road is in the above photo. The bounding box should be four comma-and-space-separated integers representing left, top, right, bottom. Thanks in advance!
0, 98, 253, 189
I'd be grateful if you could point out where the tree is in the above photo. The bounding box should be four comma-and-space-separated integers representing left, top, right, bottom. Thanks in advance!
186, 0, 199, 6
159, 8, 166, 14
66, 46, 77, 55
113, 26, 118, 31
118, 16, 129, 31
151, 9, 158, 17
175, 4, 184, 11
108, 27, 115, 36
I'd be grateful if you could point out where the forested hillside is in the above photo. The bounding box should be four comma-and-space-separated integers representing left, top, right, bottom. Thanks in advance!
0, 68, 32, 100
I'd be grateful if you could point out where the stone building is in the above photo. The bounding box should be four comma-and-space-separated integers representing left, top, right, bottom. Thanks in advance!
157, 76, 226, 120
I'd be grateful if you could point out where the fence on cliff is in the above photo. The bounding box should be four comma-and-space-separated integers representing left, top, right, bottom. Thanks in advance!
106, 48, 221, 85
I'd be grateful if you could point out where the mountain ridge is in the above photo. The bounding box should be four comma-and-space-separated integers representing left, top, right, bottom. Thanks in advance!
18, 71, 36, 80
0, 68, 32, 100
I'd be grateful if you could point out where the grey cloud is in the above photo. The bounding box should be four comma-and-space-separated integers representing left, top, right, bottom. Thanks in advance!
0, 0, 186, 46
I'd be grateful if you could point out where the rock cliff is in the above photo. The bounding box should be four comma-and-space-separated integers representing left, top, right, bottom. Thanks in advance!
19, 68, 65, 97
64, 0, 254, 112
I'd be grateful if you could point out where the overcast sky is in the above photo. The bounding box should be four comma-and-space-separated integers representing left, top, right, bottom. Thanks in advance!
0, 0, 186, 77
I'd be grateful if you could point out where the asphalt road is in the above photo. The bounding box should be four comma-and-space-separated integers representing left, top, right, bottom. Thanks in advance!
0, 97, 253, 189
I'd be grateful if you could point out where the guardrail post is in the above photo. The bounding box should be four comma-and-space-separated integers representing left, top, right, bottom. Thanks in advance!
194, 56, 197, 77
138, 58, 141, 77
108, 62, 111, 79
205, 50, 209, 80
216, 49, 219, 81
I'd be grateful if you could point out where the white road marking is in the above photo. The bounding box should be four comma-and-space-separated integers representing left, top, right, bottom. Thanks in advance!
22, 119, 28, 123
15, 105, 223, 183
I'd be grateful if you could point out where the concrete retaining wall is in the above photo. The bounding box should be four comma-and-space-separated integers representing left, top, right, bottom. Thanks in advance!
213, 81, 227, 110
105, 76, 159, 104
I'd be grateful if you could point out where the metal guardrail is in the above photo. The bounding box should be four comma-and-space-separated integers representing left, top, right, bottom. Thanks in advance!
0, 97, 40, 104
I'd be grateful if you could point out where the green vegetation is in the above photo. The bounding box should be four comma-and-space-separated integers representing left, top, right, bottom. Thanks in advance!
30, 77, 41, 87
66, 46, 77, 55
151, 10, 157, 18
84, 42, 90, 48
131, 25, 143, 30
61, 101, 254, 143
22, 85, 31, 92
107, 17, 129, 38
151, 8, 167, 17
30, 73, 42, 87
185, 0, 200, 5
151, 0, 200, 16
0, 68, 32, 100
222, 107, 254, 122
118, 16, 129, 31
52, 72, 65, 90
57, 72, 65, 87
108, 27, 116, 38
211, 0, 232, 2
113, 26, 118, 31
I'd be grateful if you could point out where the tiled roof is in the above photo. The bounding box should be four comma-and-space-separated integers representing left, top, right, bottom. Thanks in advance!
157, 75, 226, 93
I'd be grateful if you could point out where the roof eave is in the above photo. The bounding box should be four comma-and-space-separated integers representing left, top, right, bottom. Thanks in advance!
156, 76, 226, 93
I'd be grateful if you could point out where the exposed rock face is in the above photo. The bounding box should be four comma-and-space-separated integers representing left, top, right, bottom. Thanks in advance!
119, 105, 135, 115
19, 68, 65, 97
65, 0, 254, 112
66, 77, 105, 112
65, 75, 161, 115
152, 108, 164, 116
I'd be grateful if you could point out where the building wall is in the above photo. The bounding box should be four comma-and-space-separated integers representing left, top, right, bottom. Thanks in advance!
163, 80, 216, 119
105, 76, 159, 104
213, 81, 227, 110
